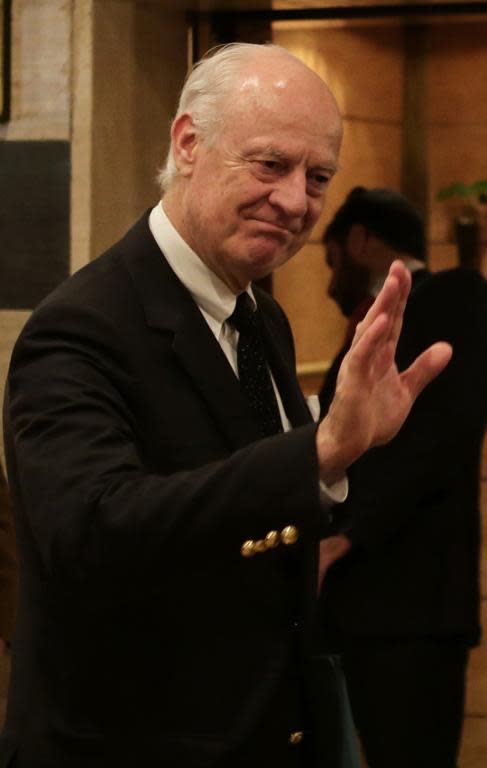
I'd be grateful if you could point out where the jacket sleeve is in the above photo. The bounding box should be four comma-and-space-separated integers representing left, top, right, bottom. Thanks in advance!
5, 299, 323, 591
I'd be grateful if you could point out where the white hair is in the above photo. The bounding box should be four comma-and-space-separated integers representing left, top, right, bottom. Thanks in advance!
157, 42, 298, 193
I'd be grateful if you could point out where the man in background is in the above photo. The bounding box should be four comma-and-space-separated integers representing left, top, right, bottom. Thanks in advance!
317, 187, 487, 768
0, 464, 18, 727
0, 466, 17, 652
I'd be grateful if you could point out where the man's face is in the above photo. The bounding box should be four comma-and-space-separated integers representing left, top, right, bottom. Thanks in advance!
326, 238, 370, 318
173, 57, 342, 292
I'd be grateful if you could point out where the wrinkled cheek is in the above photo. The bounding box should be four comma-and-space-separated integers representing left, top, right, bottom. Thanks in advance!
290, 232, 311, 257
307, 205, 324, 229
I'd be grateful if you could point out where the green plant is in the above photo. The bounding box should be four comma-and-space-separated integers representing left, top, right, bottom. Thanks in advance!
437, 180, 487, 269
437, 180, 487, 215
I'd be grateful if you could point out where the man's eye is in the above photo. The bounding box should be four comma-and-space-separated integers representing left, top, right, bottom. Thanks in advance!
259, 160, 281, 172
312, 173, 330, 186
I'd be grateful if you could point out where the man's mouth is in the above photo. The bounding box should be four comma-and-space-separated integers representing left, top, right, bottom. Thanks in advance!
250, 219, 298, 237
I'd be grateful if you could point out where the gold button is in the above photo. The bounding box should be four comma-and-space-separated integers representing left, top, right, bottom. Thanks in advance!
281, 525, 299, 546
254, 539, 266, 554
265, 530, 280, 549
240, 540, 256, 557
289, 731, 304, 745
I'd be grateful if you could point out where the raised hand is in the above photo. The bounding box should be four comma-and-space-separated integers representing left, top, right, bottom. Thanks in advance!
316, 260, 452, 485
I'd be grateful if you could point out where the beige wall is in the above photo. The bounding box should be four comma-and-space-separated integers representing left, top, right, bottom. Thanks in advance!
88, 0, 188, 260
0, 0, 72, 464
0, 0, 71, 143
1, 0, 188, 462
72, 0, 188, 267
427, 22, 487, 278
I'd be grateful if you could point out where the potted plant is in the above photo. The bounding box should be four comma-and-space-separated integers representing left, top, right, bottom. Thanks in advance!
437, 180, 487, 270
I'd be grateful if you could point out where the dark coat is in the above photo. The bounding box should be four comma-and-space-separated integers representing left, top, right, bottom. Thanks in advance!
0, 465, 17, 642
1, 213, 339, 768
318, 267, 487, 648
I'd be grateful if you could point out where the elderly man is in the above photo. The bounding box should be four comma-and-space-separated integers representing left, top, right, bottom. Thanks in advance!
1, 46, 450, 768
317, 187, 487, 768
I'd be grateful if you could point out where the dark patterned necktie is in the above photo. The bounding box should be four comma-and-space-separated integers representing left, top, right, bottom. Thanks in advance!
228, 293, 283, 438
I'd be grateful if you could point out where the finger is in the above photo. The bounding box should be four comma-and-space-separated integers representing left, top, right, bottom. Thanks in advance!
389, 260, 410, 306
376, 261, 409, 326
353, 260, 411, 347
401, 342, 453, 400
389, 259, 411, 300
347, 313, 391, 374
350, 274, 399, 350
383, 261, 411, 346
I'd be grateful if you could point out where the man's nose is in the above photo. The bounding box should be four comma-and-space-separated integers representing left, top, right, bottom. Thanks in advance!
268, 171, 308, 220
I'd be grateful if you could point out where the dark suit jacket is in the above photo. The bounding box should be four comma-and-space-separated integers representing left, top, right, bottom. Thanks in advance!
0, 466, 17, 642
1, 213, 338, 768
318, 267, 487, 649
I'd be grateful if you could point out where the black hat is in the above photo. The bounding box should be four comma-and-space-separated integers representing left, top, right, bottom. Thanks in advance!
325, 186, 426, 262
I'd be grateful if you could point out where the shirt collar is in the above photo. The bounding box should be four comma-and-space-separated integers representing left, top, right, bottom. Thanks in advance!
148, 202, 255, 336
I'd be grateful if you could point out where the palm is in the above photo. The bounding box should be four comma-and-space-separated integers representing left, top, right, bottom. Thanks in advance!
337, 349, 413, 449
318, 262, 452, 478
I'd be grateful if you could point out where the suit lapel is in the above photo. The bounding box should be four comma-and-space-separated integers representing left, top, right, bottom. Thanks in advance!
119, 214, 264, 451
170, 319, 265, 450
257, 299, 312, 430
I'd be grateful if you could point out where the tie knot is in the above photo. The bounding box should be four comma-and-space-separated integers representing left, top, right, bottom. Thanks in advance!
228, 292, 257, 334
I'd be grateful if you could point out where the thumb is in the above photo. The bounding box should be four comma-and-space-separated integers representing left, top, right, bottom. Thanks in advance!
402, 342, 452, 400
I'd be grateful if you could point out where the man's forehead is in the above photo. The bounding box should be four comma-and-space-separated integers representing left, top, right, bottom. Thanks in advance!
240, 132, 340, 170
235, 49, 327, 93
230, 54, 339, 115
212, 54, 342, 166
227, 85, 341, 148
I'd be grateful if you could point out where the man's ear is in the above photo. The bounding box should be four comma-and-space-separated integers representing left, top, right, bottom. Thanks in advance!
347, 224, 368, 264
170, 113, 200, 177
